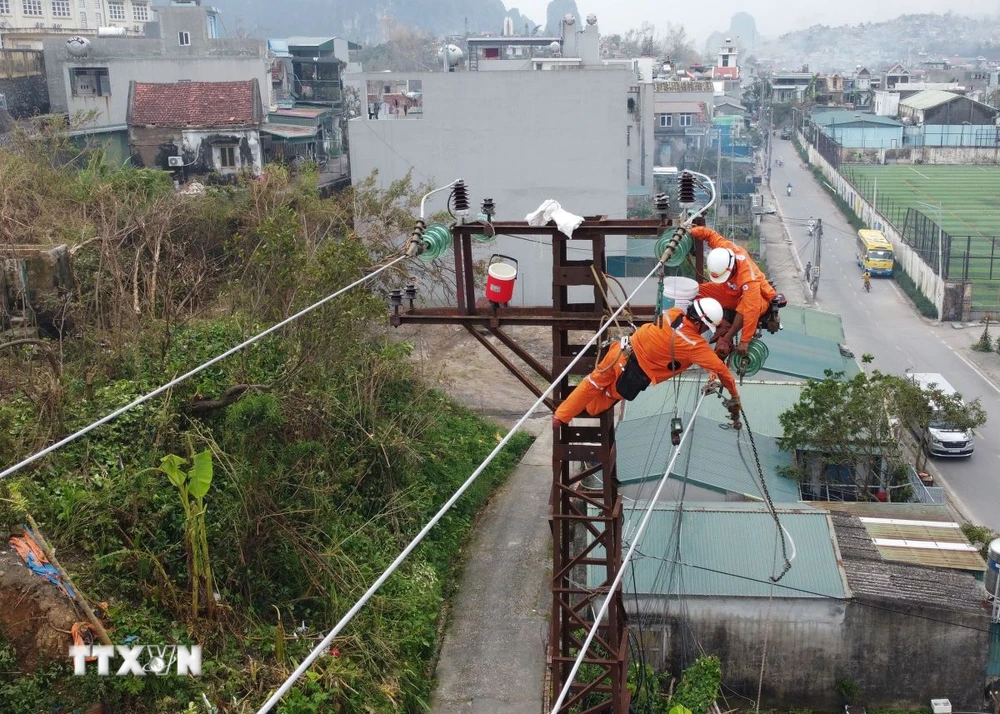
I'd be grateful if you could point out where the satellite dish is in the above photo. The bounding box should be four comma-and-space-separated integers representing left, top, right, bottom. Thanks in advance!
586, 13, 597, 26
66, 36, 91, 57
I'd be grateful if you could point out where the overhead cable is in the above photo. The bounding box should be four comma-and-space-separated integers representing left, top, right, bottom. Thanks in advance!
0, 255, 410, 481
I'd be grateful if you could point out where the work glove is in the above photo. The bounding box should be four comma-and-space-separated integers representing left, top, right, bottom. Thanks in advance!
723, 396, 742, 424
735, 341, 750, 356
692, 215, 706, 227
552, 416, 564, 428
708, 319, 732, 344
714, 333, 734, 358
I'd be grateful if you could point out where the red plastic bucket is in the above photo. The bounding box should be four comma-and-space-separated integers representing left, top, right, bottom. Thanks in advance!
485, 254, 518, 304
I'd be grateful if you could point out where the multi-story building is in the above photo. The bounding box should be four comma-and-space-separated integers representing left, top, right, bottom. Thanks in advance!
0, 0, 155, 50
770, 71, 812, 103
43, 2, 267, 132
653, 80, 713, 167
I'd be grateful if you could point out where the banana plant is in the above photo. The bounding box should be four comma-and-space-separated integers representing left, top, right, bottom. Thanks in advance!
157, 445, 215, 621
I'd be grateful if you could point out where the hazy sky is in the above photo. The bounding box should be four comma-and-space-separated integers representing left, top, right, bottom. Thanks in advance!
509, 0, 990, 44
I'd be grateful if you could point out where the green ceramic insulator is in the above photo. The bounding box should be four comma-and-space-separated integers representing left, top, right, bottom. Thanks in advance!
728, 338, 770, 378
419, 222, 452, 262
472, 213, 493, 242
654, 231, 693, 268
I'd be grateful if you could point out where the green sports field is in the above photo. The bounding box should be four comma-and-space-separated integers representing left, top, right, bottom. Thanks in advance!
841, 164, 1000, 311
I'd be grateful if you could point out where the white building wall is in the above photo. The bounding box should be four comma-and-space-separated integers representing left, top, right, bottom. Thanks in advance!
0, 0, 153, 50
349, 70, 637, 306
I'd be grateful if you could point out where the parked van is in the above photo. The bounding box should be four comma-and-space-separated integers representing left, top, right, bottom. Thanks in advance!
905, 372, 975, 457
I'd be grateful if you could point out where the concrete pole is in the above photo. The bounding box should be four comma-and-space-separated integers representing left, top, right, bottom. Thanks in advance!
814, 218, 823, 296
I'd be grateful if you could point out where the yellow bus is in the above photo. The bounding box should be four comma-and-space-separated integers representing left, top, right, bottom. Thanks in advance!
856, 229, 894, 277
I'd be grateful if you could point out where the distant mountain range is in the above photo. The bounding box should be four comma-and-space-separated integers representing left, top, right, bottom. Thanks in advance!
752, 13, 1000, 72
200, 0, 542, 44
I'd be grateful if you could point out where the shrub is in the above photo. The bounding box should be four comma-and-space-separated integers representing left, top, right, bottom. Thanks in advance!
973, 321, 994, 352
893, 263, 939, 319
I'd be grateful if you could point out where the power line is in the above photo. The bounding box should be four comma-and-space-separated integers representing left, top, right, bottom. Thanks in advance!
549, 393, 708, 714
256, 245, 684, 713
0, 255, 410, 482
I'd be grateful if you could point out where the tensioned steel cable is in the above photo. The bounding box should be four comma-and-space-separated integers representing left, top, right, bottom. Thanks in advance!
0, 254, 410, 481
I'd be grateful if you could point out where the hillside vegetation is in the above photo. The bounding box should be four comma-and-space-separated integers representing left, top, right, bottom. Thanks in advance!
0, 123, 531, 713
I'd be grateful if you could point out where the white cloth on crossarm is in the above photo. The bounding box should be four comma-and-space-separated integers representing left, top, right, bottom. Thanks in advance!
525, 199, 584, 239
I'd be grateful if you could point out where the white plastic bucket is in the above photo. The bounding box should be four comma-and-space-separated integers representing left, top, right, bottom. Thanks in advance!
662, 276, 699, 312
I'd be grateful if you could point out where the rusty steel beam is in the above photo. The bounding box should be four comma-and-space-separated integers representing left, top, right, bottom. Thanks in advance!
486, 327, 553, 385
452, 219, 674, 238
462, 324, 556, 412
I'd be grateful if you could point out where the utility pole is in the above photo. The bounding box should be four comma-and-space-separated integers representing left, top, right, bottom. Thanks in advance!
813, 218, 823, 295
390, 208, 697, 714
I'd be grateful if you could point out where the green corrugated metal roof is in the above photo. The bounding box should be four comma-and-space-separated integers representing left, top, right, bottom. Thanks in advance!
614, 505, 847, 598
616, 412, 801, 501
778, 306, 847, 342
810, 109, 902, 127
899, 89, 962, 110
623, 380, 803, 439
759, 328, 859, 381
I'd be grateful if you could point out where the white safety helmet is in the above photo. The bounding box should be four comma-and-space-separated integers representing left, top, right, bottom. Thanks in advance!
706, 247, 736, 284
691, 297, 724, 335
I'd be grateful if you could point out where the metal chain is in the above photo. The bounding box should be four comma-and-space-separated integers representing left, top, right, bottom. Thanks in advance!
739, 407, 791, 582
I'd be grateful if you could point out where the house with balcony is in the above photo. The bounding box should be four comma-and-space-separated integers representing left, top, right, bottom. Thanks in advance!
771, 71, 812, 103
884, 62, 910, 90
654, 80, 712, 167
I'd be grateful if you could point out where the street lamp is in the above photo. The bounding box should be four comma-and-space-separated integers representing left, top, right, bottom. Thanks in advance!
915, 199, 944, 321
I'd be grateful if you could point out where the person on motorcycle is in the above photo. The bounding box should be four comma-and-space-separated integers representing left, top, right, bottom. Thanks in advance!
807, 217, 815, 236
862, 270, 871, 292
786, 182, 792, 196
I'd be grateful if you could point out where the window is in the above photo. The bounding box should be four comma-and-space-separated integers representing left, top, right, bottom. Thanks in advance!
659, 114, 672, 128
22, 0, 42, 16
80, 12, 86, 26
218, 146, 236, 169
178, 31, 191, 46
52, 0, 70, 17
626, 125, 631, 146
626, 159, 631, 181
107, 0, 124, 20
132, 1, 147, 21
679, 113, 693, 127
70, 67, 110, 97
0, 0, 10, 13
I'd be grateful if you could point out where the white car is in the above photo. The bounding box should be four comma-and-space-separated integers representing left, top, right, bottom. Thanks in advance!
905, 372, 974, 457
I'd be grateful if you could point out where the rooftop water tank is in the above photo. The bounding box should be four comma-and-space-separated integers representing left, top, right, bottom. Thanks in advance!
65, 36, 91, 57
986, 538, 1000, 598
97, 26, 127, 38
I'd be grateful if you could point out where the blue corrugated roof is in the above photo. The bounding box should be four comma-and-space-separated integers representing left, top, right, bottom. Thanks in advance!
611, 504, 847, 598
616, 411, 801, 502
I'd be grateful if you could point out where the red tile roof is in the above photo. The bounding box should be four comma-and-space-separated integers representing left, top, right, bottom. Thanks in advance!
129, 80, 261, 128
712, 66, 739, 80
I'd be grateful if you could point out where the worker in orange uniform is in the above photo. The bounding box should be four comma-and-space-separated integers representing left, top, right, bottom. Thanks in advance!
688, 217, 777, 357
552, 297, 741, 427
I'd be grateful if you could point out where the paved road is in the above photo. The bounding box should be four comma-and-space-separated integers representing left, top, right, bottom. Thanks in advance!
769, 143, 1000, 531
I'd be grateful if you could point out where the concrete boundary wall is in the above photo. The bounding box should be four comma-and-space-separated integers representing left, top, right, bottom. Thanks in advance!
799, 131, 945, 318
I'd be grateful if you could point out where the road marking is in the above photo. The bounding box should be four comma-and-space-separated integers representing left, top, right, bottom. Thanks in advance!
895, 345, 903, 352
976, 430, 985, 440
910, 167, 930, 180
944, 343, 1000, 397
